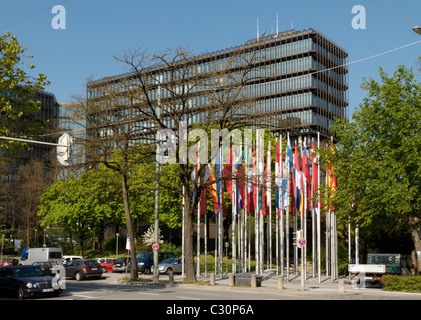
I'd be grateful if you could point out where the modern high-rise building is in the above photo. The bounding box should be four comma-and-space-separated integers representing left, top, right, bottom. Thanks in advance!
15, 90, 60, 164
87, 28, 348, 145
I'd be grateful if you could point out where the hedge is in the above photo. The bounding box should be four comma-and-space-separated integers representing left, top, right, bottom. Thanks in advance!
381, 275, 421, 293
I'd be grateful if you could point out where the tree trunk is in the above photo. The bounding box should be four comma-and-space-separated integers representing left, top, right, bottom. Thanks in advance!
409, 216, 421, 275
183, 192, 196, 282
121, 171, 138, 279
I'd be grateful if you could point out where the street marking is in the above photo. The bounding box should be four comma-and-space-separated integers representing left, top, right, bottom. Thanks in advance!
137, 292, 160, 296
176, 296, 201, 300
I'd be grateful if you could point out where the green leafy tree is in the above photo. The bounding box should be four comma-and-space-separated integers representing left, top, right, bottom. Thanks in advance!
0, 32, 49, 157
327, 65, 421, 273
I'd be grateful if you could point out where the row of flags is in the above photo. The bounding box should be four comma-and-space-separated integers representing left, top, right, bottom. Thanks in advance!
191, 134, 337, 219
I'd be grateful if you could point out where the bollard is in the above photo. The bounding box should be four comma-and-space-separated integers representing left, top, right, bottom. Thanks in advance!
168, 271, 174, 286
277, 275, 283, 290
210, 273, 215, 286
229, 273, 234, 287
339, 279, 345, 293
251, 273, 257, 288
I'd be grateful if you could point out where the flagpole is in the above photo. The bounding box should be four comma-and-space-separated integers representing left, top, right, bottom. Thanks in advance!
204, 200, 208, 278
286, 132, 291, 281
197, 143, 201, 279
259, 132, 264, 275
267, 140, 272, 269
219, 144, 223, 278
311, 138, 316, 278
317, 132, 321, 283
182, 185, 185, 278
232, 146, 237, 275
303, 137, 307, 282
254, 138, 259, 275
280, 135, 284, 276
244, 135, 249, 273
275, 138, 279, 274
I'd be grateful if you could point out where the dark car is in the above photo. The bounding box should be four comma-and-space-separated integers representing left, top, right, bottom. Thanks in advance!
62, 259, 102, 280
136, 252, 176, 274
0, 265, 63, 299
31, 261, 58, 275
112, 257, 131, 273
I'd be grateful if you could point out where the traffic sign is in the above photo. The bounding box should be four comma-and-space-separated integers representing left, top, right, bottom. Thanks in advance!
298, 238, 306, 247
152, 242, 159, 251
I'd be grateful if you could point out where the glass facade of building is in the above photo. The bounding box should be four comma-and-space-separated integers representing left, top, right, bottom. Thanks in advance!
88, 28, 348, 144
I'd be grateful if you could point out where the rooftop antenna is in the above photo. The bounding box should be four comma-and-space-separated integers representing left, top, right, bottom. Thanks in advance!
257, 17, 260, 40
291, 19, 294, 30
276, 12, 279, 36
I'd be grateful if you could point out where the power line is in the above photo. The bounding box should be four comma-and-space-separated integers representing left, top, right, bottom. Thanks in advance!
0, 0, 71, 31
371, 0, 421, 26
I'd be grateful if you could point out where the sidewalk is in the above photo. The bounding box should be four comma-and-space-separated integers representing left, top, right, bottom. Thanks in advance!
111, 269, 421, 299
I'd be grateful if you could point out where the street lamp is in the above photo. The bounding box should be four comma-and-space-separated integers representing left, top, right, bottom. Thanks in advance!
1, 234, 5, 262
115, 233, 119, 259
413, 26, 421, 35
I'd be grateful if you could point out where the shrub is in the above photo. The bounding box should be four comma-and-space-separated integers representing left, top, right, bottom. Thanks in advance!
381, 275, 421, 293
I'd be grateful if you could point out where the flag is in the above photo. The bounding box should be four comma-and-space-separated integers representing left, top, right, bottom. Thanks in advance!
311, 140, 319, 208
302, 143, 311, 185
235, 148, 246, 212
247, 145, 255, 214
200, 164, 210, 216
192, 143, 200, 202
224, 145, 233, 202
258, 136, 266, 216
302, 142, 311, 209
209, 147, 221, 214
327, 138, 337, 210
275, 139, 281, 210
293, 143, 303, 214
265, 141, 271, 216
286, 136, 294, 214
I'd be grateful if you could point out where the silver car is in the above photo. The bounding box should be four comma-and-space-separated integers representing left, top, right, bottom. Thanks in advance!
152, 258, 196, 275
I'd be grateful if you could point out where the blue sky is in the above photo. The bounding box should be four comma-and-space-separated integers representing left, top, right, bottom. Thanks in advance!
1, 0, 421, 118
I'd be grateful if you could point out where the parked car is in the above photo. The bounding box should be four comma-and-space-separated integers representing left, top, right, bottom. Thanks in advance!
136, 252, 176, 274
62, 259, 102, 280
31, 261, 58, 275
0, 265, 63, 299
0, 258, 18, 266
151, 258, 196, 275
97, 258, 115, 273
112, 257, 131, 273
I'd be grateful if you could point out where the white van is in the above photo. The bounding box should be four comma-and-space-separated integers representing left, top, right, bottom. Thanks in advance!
19, 247, 63, 266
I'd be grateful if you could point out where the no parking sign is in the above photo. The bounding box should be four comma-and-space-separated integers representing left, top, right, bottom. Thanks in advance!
298, 238, 306, 248
152, 242, 159, 251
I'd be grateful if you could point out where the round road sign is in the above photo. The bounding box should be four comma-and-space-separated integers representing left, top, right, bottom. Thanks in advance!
152, 242, 159, 251
298, 238, 306, 247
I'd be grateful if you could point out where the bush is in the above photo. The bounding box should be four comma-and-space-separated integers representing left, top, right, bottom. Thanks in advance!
159, 243, 182, 257
381, 275, 421, 293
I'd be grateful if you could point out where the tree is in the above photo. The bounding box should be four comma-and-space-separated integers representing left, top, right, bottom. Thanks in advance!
15, 160, 54, 247
327, 65, 421, 273
0, 32, 49, 158
83, 47, 264, 281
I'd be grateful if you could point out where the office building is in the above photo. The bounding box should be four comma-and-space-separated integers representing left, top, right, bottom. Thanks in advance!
87, 28, 348, 145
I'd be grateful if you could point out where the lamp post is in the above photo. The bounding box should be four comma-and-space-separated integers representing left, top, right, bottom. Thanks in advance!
1, 234, 5, 262
413, 26, 421, 35
116, 233, 119, 260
